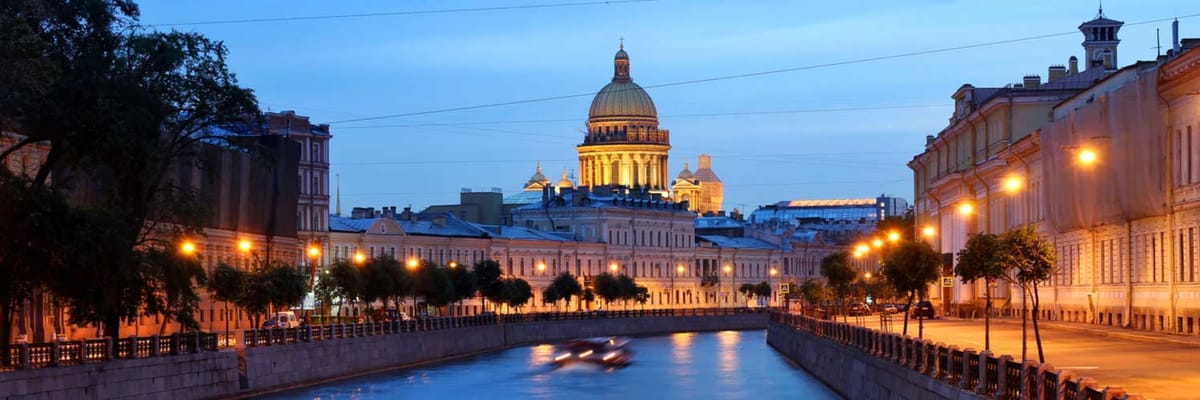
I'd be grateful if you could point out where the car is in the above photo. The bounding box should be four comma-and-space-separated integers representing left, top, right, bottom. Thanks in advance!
879, 304, 898, 315
848, 302, 871, 316
911, 300, 936, 319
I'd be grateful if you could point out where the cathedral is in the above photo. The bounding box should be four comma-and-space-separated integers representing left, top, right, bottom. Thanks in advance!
516, 44, 724, 215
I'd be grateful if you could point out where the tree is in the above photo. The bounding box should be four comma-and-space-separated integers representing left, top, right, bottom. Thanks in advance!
581, 288, 596, 310
143, 242, 207, 334
325, 260, 365, 317
955, 232, 1005, 351
995, 226, 1056, 363
416, 263, 456, 311
616, 274, 638, 309
0, 177, 77, 345
503, 278, 532, 312
447, 265, 476, 315
593, 273, 620, 308
265, 261, 306, 314
541, 286, 560, 310
797, 279, 828, 313
472, 260, 503, 311
633, 286, 650, 308
205, 262, 244, 342
880, 241, 941, 337
550, 272, 583, 310
0, 0, 260, 339
820, 252, 856, 321
754, 282, 773, 302
738, 283, 757, 300
361, 257, 398, 314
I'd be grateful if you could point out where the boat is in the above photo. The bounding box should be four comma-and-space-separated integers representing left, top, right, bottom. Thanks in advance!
552, 336, 633, 367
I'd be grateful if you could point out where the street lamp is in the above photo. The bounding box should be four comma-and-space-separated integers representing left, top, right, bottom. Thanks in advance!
957, 202, 974, 216
1003, 176, 1022, 192
871, 238, 883, 249
610, 262, 619, 273
406, 258, 419, 270
769, 267, 778, 308
886, 231, 900, 242
353, 251, 366, 265
537, 261, 546, 274
179, 241, 197, 256
449, 261, 458, 269
237, 239, 252, 253
922, 225, 936, 239
1078, 148, 1097, 165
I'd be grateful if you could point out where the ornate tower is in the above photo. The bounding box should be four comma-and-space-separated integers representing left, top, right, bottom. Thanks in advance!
1079, 7, 1122, 70
577, 44, 671, 193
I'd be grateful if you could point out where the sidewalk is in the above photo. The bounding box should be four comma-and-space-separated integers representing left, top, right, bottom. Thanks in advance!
948, 315, 1200, 348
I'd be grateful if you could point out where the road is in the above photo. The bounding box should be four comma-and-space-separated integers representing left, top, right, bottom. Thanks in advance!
843, 315, 1200, 400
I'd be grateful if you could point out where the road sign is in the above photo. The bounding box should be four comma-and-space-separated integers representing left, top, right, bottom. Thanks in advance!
780, 283, 790, 294
941, 277, 954, 288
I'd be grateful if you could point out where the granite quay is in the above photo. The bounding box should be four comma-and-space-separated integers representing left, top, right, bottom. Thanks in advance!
0, 308, 769, 400
767, 312, 1141, 400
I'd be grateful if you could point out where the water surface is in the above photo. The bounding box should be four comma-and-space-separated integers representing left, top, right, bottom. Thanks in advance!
259, 330, 839, 400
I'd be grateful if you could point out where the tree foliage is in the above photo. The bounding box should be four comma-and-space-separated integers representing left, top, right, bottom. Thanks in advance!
995, 226, 1056, 363
820, 251, 855, 319
447, 265, 477, 308
0, 0, 260, 339
549, 272, 582, 310
880, 240, 941, 336
502, 278, 533, 311
593, 273, 620, 306
472, 260, 503, 310
415, 261, 455, 308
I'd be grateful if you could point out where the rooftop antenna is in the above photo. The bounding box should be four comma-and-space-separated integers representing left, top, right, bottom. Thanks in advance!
1156, 28, 1162, 57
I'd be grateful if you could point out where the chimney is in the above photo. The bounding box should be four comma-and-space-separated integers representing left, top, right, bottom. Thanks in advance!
1022, 74, 1040, 88
1048, 65, 1066, 82
1174, 19, 1182, 55
1068, 56, 1079, 74
400, 206, 414, 221
698, 154, 712, 170
382, 206, 396, 219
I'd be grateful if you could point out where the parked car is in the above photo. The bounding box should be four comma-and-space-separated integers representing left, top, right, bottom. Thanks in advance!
848, 302, 871, 316
911, 301, 936, 319
879, 303, 898, 315
265, 311, 301, 328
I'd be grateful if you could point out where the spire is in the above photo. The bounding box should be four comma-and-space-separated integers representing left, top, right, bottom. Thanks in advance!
335, 173, 341, 216
1097, 0, 1103, 18
536, 160, 542, 174
620, 37, 624, 50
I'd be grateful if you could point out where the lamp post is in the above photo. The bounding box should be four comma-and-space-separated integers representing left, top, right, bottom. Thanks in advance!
769, 267, 778, 309
306, 243, 321, 320
674, 264, 685, 308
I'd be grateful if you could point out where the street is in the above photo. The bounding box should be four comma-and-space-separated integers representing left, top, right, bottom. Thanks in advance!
842, 315, 1200, 400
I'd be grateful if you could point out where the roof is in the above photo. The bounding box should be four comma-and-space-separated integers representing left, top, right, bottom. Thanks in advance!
589, 80, 657, 119
697, 235, 779, 250
329, 216, 381, 233
695, 216, 743, 228
471, 224, 575, 241
504, 190, 544, 205
778, 199, 876, 208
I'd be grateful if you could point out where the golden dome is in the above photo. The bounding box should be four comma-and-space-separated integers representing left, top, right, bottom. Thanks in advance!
556, 168, 574, 188
588, 45, 657, 120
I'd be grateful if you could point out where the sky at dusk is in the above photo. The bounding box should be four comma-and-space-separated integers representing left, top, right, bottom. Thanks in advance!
138, 0, 1199, 213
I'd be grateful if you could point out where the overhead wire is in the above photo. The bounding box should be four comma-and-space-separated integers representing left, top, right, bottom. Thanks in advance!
325, 11, 1200, 125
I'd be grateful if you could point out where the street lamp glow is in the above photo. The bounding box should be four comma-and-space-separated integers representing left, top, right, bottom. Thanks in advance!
864, 272, 872, 279
237, 239, 251, 252
855, 244, 870, 254
922, 226, 936, 238
886, 231, 900, 242
723, 264, 731, 274
871, 239, 883, 248
180, 241, 197, 256
353, 252, 366, 265
1003, 176, 1022, 192
449, 261, 458, 269
676, 265, 685, 274
1078, 148, 1097, 165
853, 250, 863, 258
406, 258, 419, 269
307, 245, 320, 258
610, 263, 619, 272
770, 268, 778, 276
537, 262, 546, 272
958, 203, 974, 216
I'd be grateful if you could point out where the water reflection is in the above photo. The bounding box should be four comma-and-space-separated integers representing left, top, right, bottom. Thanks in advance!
259, 330, 839, 400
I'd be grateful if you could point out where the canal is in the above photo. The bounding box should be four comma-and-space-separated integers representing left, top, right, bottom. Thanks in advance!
258, 330, 839, 400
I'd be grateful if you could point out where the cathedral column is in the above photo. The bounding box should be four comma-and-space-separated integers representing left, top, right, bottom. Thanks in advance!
601, 155, 611, 185
621, 154, 632, 187
661, 157, 669, 190
649, 155, 659, 189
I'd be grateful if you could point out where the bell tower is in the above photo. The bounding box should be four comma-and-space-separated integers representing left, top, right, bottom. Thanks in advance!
1079, 7, 1122, 70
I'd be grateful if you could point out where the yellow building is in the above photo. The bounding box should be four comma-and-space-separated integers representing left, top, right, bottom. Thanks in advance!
672, 154, 724, 215
576, 44, 671, 194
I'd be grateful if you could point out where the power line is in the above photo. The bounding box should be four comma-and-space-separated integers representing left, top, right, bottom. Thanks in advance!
333, 103, 949, 130
326, 11, 1200, 125
337, 178, 907, 197
151, 0, 658, 27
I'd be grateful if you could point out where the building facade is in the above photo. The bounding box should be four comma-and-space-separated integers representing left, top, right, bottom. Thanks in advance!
748, 195, 909, 245
910, 11, 1200, 336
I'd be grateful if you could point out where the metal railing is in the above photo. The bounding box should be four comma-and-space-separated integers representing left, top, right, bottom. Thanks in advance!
242, 307, 769, 348
0, 333, 219, 372
769, 312, 1141, 400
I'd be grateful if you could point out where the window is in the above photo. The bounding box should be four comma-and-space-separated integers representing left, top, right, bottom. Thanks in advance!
311, 143, 320, 163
